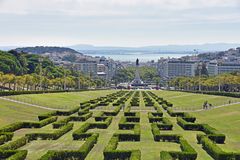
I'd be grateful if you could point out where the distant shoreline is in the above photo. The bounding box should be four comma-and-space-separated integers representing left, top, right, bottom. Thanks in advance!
81, 51, 195, 62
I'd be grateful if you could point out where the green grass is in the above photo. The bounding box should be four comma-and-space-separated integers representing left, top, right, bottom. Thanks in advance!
0, 99, 48, 127
152, 90, 239, 110
19, 122, 86, 159
8, 90, 116, 109
0, 90, 115, 127
193, 104, 240, 152
0, 90, 239, 159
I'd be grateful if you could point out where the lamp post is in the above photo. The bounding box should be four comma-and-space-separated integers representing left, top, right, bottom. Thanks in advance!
63, 69, 66, 90
60, 64, 66, 90
38, 57, 43, 90
74, 64, 81, 90
198, 63, 202, 91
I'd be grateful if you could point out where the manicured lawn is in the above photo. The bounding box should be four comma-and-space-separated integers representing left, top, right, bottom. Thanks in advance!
0, 99, 48, 127
7, 90, 116, 109
193, 104, 240, 152
0, 90, 239, 159
152, 90, 239, 110
19, 122, 86, 159
0, 90, 116, 127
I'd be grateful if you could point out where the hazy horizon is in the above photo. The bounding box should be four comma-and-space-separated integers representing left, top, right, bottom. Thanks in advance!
0, 0, 240, 47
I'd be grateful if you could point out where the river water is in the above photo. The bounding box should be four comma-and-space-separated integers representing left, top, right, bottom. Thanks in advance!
84, 52, 194, 62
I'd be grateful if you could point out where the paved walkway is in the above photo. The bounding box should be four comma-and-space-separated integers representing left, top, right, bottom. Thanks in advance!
176, 101, 240, 112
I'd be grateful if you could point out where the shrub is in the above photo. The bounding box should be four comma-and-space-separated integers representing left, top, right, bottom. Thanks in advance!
26, 123, 73, 141
53, 113, 92, 128
103, 134, 141, 160
160, 151, 173, 160
56, 107, 80, 116
0, 122, 24, 132
0, 132, 14, 145
72, 123, 91, 140
6, 150, 28, 160
177, 117, 202, 130
0, 137, 28, 150
39, 133, 99, 160
0, 150, 27, 160
199, 136, 233, 160
38, 111, 57, 121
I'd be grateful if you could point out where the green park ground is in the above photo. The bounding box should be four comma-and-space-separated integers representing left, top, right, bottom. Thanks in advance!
0, 90, 239, 159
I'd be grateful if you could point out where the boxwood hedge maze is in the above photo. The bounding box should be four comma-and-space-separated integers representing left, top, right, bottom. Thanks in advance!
0, 90, 239, 160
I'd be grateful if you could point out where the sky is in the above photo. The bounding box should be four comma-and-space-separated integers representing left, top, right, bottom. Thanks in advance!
0, 0, 240, 47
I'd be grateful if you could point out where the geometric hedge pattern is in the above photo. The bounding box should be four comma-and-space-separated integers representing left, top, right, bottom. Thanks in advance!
0, 90, 239, 160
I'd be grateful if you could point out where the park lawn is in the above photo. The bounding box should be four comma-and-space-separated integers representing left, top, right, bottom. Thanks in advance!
193, 104, 240, 152
0, 90, 239, 160
8, 90, 116, 109
0, 90, 115, 127
152, 90, 239, 110
19, 121, 86, 159
0, 99, 48, 127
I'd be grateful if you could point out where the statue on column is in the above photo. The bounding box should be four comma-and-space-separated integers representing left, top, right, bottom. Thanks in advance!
136, 58, 139, 66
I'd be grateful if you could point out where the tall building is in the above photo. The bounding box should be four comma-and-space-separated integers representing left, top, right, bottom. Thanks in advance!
218, 63, 240, 74
96, 57, 117, 80
73, 60, 97, 77
157, 59, 168, 78
97, 64, 107, 79
207, 62, 218, 76
158, 60, 198, 79
207, 62, 240, 75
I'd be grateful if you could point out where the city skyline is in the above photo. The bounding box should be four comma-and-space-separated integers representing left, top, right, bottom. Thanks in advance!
0, 0, 240, 46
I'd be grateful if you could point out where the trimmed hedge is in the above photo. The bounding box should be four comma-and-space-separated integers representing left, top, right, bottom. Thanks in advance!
73, 116, 113, 140
159, 137, 197, 160
148, 112, 163, 123
0, 89, 108, 97
197, 135, 238, 160
177, 117, 202, 131
102, 105, 122, 116
0, 117, 57, 133
0, 137, 28, 150
167, 108, 185, 117
0, 150, 27, 160
0, 132, 14, 145
53, 112, 92, 128
0, 122, 24, 133
151, 123, 178, 142
103, 134, 141, 160
26, 123, 73, 140
118, 124, 140, 141
177, 117, 226, 144
39, 133, 99, 160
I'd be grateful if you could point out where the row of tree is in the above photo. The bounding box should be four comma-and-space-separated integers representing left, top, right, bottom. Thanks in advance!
0, 50, 107, 91
169, 72, 240, 92
112, 66, 160, 84
0, 72, 107, 91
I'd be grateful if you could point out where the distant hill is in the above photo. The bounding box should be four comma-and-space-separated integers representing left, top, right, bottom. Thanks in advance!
0, 50, 63, 76
14, 46, 82, 55
70, 43, 240, 52
13, 46, 92, 63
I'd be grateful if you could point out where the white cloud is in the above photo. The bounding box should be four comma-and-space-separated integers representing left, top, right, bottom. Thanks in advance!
0, 0, 240, 46
0, 0, 239, 16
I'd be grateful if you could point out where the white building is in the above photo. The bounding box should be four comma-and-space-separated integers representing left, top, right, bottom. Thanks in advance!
96, 57, 117, 80
73, 60, 97, 77
97, 64, 107, 79
207, 62, 240, 75
158, 60, 198, 79
218, 63, 240, 74
207, 62, 218, 76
